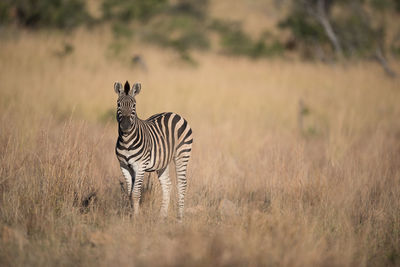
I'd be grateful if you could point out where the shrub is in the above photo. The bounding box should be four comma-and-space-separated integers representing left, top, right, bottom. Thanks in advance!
101, 0, 167, 22
0, 0, 91, 29
278, 0, 399, 60
145, 14, 209, 53
211, 20, 284, 58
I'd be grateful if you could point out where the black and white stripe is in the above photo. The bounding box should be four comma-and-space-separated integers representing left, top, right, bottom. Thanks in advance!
114, 81, 193, 219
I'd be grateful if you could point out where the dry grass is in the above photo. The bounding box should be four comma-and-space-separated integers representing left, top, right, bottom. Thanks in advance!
1, 27, 400, 267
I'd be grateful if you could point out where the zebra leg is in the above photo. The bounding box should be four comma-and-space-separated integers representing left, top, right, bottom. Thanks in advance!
174, 156, 190, 220
131, 167, 145, 216
157, 166, 171, 218
120, 164, 134, 208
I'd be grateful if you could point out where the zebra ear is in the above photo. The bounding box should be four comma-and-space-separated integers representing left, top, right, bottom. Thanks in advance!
133, 83, 141, 95
114, 82, 123, 94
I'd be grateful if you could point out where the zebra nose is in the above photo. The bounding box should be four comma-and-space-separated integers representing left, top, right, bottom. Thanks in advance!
120, 116, 131, 131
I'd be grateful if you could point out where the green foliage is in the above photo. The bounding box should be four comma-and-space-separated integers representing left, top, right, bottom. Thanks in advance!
211, 20, 284, 58
395, 0, 400, 11
369, 0, 393, 11
391, 33, 400, 57
143, 0, 210, 58
168, 0, 208, 20
111, 21, 134, 38
0, 1, 11, 24
278, 9, 326, 43
104, 0, 210, 61
145, 14, 209, 55
101, 0, 167, 22
335, 12, 383, 57
393, 46, 400, 57
279, 0, 397, 59
0, 0, 90, 29
278, 2, 329, 60
2, 0, 397, 62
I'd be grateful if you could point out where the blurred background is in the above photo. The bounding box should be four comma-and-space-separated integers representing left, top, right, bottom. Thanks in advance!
1, 0, 400, 65
1, 1, 400, 266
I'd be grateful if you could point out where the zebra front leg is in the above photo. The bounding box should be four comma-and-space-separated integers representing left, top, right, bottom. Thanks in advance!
157, 166, 171, 218
131, 168, 145, 216
120, 164, 134, 208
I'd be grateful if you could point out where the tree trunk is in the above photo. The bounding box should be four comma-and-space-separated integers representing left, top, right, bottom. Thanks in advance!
375, 47, 396, 77
315, 0, 343, 58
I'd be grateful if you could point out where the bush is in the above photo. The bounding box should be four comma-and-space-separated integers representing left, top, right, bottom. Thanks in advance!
395, 0, 400, 11
102, 0, 167, 22
0, 2, 11, 24
279, 0, 398, 60
168, 0, 208, 20
211, 20, 284, 58
144, 14, 209, 58
334, 12, 383, 57
0, 0, 91, 29
278, 9, 327, 44
104, 0, 210, 61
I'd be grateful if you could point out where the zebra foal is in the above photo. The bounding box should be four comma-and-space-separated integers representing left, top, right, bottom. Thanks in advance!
114, 81, 193, 219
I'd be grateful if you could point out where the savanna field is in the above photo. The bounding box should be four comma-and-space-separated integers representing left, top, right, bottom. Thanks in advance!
1, 5, 400, 266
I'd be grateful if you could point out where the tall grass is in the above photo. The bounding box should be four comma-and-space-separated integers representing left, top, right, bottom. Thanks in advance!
0, 28, 400, 266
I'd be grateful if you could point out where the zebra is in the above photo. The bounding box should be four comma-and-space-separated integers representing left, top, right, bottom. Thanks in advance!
114, 81, 193, 220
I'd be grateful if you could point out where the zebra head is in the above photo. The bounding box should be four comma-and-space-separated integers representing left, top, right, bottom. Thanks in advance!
114, 81, 141, 132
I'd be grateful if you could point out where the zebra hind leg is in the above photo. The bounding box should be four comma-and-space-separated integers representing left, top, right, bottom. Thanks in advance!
157, 166, 171, 218
174, 153, 191, 221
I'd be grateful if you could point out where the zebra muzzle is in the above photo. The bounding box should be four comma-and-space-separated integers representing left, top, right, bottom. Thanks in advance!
120, 117, 131, 131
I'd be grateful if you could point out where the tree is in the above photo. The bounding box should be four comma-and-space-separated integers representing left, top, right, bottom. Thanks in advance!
279, 0, 397, 76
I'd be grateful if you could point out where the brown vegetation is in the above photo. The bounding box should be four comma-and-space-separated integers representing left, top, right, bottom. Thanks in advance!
0, 28, 400, 266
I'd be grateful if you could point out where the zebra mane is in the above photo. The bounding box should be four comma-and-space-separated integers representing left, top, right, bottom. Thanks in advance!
124, 81, 130, 95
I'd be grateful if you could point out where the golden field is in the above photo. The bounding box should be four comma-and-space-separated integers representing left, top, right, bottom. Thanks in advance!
0, 26, 400, 266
